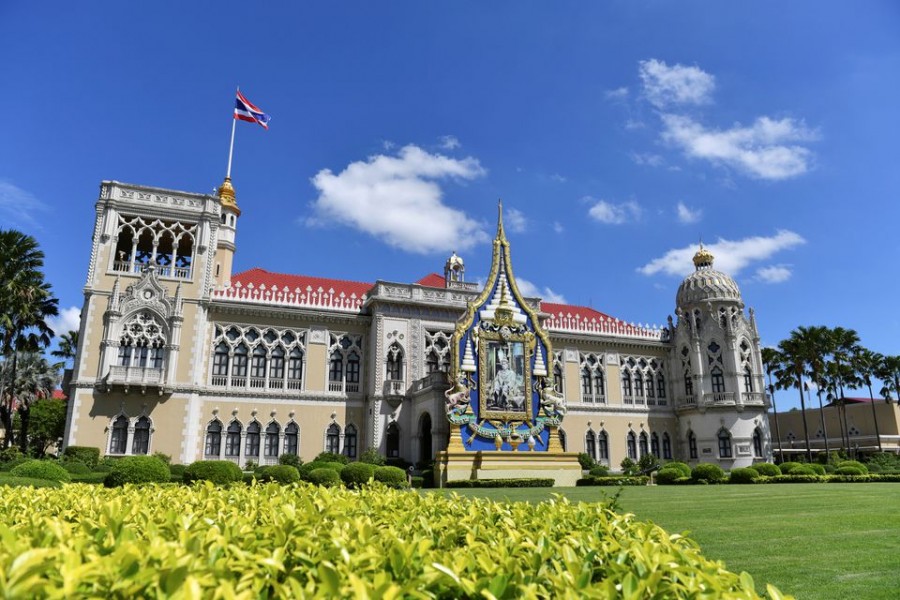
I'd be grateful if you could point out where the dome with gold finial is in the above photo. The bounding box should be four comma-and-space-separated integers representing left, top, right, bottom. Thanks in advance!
217, 177, 241, 216
676, 244, 742, 307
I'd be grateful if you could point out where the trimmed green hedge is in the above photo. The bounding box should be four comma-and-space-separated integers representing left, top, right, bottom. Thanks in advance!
307, 468, 341, 487
662, 461, 692, 478
778, 461, 804, 474
576, 476, 649, 487
729, 467, 759, 484
257, 465, 300, 484
752, 462, 781, 477
63, 446, 100, 468
656, 468, 683, 485
340, 462, 375, 488
183, 460, 243, 485
837, 460, 868, 473
446, 478, 555, 488
10, 460, 71, 483
60, 460, 92, 475
588, 465, 610, 477
314, 452, 349, 465
691, 463, 726, 483
373, 466, 408, 489
834, 466, 865, 476
103, 456, 171, 487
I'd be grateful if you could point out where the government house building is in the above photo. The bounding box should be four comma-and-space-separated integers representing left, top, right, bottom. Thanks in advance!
63, 177, 773, 472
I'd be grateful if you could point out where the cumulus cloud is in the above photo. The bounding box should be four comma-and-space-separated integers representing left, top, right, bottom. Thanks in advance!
516, 278, 566, 303
587, 198, 642, 225
660, 114, 818, 180
638, 230, 806, 277
309, 145, 488, 254
439, 135, 461, 150
48, 306, 81, 337
676, 201, 702, 224
505, 207, 528, 233
756, 265, 793, 283
639, 59, 715, 108
0, 180, 48, 229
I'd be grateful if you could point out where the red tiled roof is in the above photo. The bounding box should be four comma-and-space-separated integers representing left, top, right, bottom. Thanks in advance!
416, 273, 446, 288
540, 302, 617, 322
232, 268, 373, 297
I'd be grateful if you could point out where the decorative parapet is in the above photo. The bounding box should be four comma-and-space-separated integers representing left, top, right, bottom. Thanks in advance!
212, 282, 367, 313
100, 180, 217, 214
544, 311, 669, 341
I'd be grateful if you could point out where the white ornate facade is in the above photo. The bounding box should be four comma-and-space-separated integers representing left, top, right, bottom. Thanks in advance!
63, 179, 772, 470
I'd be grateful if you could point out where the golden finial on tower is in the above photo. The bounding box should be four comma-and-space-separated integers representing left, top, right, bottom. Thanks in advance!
692, 241, 714, 269
217, 176, 241, 216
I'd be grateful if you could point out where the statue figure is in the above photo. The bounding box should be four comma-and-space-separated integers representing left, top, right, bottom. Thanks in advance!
540, 383, 567, 418
444, 375, 470, 414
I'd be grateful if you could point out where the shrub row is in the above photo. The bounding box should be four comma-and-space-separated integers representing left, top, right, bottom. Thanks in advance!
576, 476, 649, 487
445, 478, 555, 488
0, 483, 785, 598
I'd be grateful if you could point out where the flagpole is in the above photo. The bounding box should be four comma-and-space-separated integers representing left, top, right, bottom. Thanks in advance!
226, 116, 236, 179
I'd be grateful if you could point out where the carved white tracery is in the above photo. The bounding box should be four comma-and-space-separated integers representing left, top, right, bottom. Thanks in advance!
579, 352, 606, 404
424, 330, 452, 374
328, 333, 363, 393
209, 324, 307, 391
112, 214, 196, 279
619, 355, 667, 407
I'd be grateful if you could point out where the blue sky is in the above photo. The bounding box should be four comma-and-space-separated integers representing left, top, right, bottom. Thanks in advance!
2, 2, 898, 408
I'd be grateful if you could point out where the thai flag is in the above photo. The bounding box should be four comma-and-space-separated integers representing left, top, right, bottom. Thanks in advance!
234, 90, 271, 129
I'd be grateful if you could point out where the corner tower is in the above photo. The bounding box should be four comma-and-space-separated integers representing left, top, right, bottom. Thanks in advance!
214, 176, 240, 286
670, 245, 771, 468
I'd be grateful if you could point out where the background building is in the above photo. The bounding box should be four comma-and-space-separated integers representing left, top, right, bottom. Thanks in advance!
63, 178, 772, 470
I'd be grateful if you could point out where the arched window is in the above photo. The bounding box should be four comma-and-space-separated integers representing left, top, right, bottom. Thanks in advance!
581, 367, 592, 398
585, 430, 596, 459
232, 344, 248, 379
711, 367, 726, 393
386, 422, 400, 458
646, 373, 655, 398
109, 416, 128, 454
269, 347, 285, 389
718, 428, 733, 458
622, 371, 633, 397
598, 431, 609, 461
684, 373, 693, 396
639, 432, 649, 458
753, 427, 763, 458
328, 352, 343, 388
346, 351, 361, 392
132, 416, 151, 455
651, 432, 660, 458
657, 374, 666, 399
288, 347, 304, 389
205, 420, 222, 457
284, 422, 299, 456
118, 311, 167, 370
744, 367, 754, 393
594, 371, 605, 398
626, 432, 637, 460
245, 421, 261, 459
634, 372, 644, 397
250, 346, 267, 385
264, 422, 280, 458
662, 433, 672, 459
688, 430, 698, 459
212, 343, 229, 382
386, 343, 403, 381
225, 421, 242, 457
343, 424, 358, 459
326, 423, 341, 454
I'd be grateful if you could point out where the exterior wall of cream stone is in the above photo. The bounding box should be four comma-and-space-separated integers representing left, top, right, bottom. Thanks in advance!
770, 401, 900, 456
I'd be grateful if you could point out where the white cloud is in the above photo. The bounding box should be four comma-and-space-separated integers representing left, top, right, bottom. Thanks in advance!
660, 114, 818, 180
0, 180, 48, 229
549, 173, 567, 183
48, 306, 81, 337
439, 135, 461, 150
756, 265, 793, 283
639, 59, 715, 108
516, 278, 566, 303
638, 230, 806, 277
505, 208, 527, 233
676, 201, 702, 224
630, 152, 665, 167
605, 87, 629, 100
382, 140, 395, 150
309, 145, 488, 254
587, 198, 642, 225
552, 221, 564, 234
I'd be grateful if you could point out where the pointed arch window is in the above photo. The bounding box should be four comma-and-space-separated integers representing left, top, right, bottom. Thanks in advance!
634, 372, 644, 398
639, 432, 649, 458
646, 373, 655, 398
244, 421, 261, 459
118, 311, 166, 370
250, 346, 267, 387
585, 430, 597, 459
132, 416, 151, 455
581, 367, 592, 397
325, 423, 341, 454
718, 428, 733, 458
622, 371, 633, 398
284, 422, 299, 456
287, 347, 304, 389
205, 420, 222, 457
753, 427, 763, 458
744, 367, 754, 393
109, 416, 128, 454
232, 344, 248, 379
688, 430, 698, 459
264, 422, 280, 458
662, 432, 672, 459
343, 424, 358, 459
212, 343, 229, 378
627, 432, 637, 460
386, 422, 400, 458
346, 351, 361, 392
225, 421, 242, 457
386, 343, 404, 381
684, 373, 694, 396
328, 353, 343, 388
657, 374, 667, 399
650, 432, 660, 458
598, 431, 609, 461
711, 367, 726, 393
269, 347, 285, 389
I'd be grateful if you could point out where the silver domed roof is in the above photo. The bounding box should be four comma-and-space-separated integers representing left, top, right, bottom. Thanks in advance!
676, 246, 742, 307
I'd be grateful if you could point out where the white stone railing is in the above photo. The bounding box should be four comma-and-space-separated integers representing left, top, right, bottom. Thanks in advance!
544, 312, 669, 341
213, 282, 367, 313
742, 392, 766, 406
108, 366, 164, 385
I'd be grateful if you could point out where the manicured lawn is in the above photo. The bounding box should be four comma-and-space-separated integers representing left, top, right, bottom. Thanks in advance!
432, 484, 900, 599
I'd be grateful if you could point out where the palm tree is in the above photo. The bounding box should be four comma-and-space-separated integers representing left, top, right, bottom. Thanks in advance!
777, 330, 816, 463
827, 327, 862, 456
0, 230, 59, 449
853, 348, 884, 453
877, 355, 900, 405
761, 347, 785, 462
51, 330, 79, 369
0, 353, 59, 452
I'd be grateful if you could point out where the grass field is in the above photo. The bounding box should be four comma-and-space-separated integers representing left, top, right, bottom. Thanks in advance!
433, 484, 900, 599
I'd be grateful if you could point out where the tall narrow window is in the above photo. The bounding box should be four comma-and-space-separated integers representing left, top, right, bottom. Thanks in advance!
386, 422, 400, 458
245, 421, 261, 459
118, 344, 133, 367
718, 428, 733, 458
346, 352, 360, 392
343, 424, 358, 459
622, 372, 633, 397
212, 343, 229, 378
635, 372, 644, 397
553, 361, 564, 393
711, 367, 726, 393
594, 371, 605, 397
646, 374, 655, 398
232, 344, 248, 378
264, 422, 280, 458
225, 421, 242, 457
685, 374, 693, 396
581, 368, 592, 399
251, 346, 267, 378
688, 430, 698, 459
627, 432, 637, 460
753, 427, 763, 458
744, 367, 754, 393
650, 432, 660, 458
598, 431, 609, 460
657, 374, 666, 398
284, 422, 299, 455
585, 430, 596, 459
328, 352, 343, 386
639, 432, 649, 458
132, 416, 151, 455
386, 343, 403, 381
109, 416, 128, 454
269, 347, 285, 387
662, 433, 672, 459
326, 423, 341, 454
205, 420, 222, 457
288, 347, 304, 388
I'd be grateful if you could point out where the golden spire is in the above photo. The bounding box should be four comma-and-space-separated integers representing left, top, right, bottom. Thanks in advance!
496, 199, 506, 243
692, 242, 714, 269
217, 176, 241, 216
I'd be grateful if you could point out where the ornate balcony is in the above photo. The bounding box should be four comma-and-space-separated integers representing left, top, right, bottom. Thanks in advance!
741, 392, 766, 406
703, 392, 735, 406
106, 366, 164, 394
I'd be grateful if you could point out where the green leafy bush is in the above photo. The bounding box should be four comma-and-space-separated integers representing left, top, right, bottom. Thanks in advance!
691, 463, 726, 483
663, 461, 692, 478
299, 461, 346, 482
752, 463, 781, 477
619, 457, 639, 476
835, 466, 865, 476
307, 467, 341, 487
806, 463, 826, 475
63, 446, 100, 468
359, 447, 386, 466
257, 465, 300, 484
103, 456, 170, 487
778, 461, 803, 474
866, 463, 883, 473
589, 465, 610, 477
183, 460, 243, 485
374, 466, 408, 488
446, 478, 555, 488
60, 460, 91, 475
837, 460, 868, 474
576, 476, 649, 486
758, 474, 824, 484
866, 452, 900, 472
577, 452, 596, 470
823, 463, 836, 474
410, 476, 425, 488
169, 464, 186, 478
790, 466, 818, 476
278, 453, 302, 469
314, 452, 349, 465
656, 468, 683, 485
0, 447, 23, 465
93, 457, 116, 472
152, 451, 171, 465
729, 467, 759, 484
10, 460, 71, 483
637, 454, 660, 473
340, 462, 375, 488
